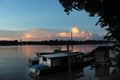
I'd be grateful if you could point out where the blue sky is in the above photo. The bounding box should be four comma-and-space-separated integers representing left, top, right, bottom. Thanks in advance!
0, 0, 107, 40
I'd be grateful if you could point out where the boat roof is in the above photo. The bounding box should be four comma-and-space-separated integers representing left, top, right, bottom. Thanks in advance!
94, 46, 114, 51
40, 52, 83, 59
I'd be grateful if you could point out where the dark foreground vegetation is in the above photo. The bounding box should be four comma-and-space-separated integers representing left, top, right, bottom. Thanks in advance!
58, 0, 120, 42
0, 40, 117, 46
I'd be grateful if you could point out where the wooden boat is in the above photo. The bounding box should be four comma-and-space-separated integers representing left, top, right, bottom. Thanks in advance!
28, 50, 94, 76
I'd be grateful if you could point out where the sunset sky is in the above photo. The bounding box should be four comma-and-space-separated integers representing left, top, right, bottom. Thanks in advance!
0, 0, 107, 41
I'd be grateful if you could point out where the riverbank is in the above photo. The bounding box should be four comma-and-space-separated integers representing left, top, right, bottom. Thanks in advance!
0, 40, 116, 46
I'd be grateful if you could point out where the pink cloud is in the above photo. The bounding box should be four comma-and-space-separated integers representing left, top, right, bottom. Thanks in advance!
0, 27, 102, 41
57, 26, 93, 40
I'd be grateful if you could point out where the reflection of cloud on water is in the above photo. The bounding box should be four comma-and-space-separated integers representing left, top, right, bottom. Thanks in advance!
72, 45, 94, 53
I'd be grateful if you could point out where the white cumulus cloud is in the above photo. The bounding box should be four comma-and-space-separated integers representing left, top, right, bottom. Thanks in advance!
0, 27, 103, 41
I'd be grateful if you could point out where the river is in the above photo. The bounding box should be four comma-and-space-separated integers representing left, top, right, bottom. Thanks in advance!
0, 44, 115, 80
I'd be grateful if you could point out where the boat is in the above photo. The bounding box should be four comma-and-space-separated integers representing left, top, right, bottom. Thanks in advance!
28, 48, 69, 67
28, 49, 94, 76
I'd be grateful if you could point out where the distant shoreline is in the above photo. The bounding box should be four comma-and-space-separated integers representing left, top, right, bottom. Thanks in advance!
0, 40, 117, 46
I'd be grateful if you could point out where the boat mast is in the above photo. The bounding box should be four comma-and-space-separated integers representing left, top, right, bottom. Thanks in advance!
71, 31, 73, 52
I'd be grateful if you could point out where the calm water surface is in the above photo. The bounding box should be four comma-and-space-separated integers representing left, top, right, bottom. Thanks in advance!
0, 44, 115, 80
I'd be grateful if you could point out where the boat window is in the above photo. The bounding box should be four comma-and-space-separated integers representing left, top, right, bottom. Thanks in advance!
43, 57, 47, 61
76, 55, 82, 58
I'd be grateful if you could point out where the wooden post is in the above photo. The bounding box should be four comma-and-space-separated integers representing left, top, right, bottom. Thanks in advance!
67, 44, 72, 80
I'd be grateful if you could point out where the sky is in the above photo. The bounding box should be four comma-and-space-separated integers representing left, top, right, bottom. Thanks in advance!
0, 0, 107, 41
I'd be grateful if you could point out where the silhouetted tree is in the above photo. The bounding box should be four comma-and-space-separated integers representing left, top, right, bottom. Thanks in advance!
58, 0, 120, 42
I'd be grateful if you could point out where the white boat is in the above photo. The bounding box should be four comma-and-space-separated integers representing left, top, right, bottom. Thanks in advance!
29, 50, 95, 76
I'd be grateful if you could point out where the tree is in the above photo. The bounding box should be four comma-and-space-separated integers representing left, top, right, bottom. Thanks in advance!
58, 0, 120, 42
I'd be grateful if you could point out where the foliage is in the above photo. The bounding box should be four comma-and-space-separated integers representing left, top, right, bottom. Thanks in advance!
58, 0, 120, 42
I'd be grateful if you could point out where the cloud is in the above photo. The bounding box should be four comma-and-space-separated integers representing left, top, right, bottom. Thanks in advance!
21, 29, 57, 41
0, 30, 23, 40
0, 27, 103, 41
57, 26, 98, 40
71, 27, 80, 34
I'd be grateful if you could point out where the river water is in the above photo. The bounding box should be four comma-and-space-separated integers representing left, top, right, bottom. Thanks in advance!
0, 44, 116, 80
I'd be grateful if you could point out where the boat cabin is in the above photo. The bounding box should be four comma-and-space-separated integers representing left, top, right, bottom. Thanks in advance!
38, 52, 83, 67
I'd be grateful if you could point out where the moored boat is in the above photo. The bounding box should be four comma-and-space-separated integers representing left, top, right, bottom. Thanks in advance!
29, 50, 94, 76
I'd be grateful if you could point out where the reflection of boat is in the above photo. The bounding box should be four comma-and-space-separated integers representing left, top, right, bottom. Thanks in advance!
28, 49, 94, 76
29, 65, 84, 80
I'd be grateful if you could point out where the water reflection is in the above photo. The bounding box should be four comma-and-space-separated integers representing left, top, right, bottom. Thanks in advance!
94, 64, 120, 80
0, 46, 32, 80
20, 44, 101, 59
0, 44, 115, 80
95, 65, 109, 78
29, 66, 84, 80
29, 63, 120, 80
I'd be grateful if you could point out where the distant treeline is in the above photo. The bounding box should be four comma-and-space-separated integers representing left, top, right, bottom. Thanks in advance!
0, 40, 19, 46
0, 40, 117, 46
